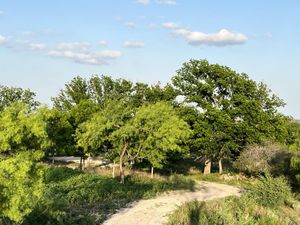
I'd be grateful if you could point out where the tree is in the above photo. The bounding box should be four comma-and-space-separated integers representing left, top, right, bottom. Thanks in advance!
172, 59, 286, 174
0, 103, 50, 155
0, 151, 45, 223
38, 107, 75, 157
52, 76, 91, 110
75, 100, 134, 175
113, 102, 191, 179
76, 101, 191, 183
0, 85, 40, 111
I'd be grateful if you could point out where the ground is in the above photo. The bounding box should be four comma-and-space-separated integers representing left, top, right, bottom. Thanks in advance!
102, 181, 242, 225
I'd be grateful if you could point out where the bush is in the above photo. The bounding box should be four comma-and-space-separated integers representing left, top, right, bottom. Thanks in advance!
234, 143, 291, 176
246, 175, 293, 208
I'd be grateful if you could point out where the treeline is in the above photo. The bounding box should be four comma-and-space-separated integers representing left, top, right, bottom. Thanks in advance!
0, 59, 300, 223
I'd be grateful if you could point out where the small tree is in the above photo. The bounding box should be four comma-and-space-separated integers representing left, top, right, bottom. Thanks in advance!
76, 101, 191, 183
113, 102, 191, 180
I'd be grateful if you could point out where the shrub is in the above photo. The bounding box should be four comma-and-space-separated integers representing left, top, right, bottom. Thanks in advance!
234, 143, 291, 176
246, 175, 293, 208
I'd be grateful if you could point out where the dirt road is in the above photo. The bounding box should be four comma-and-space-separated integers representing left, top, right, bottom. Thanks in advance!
102, 181, 242, 225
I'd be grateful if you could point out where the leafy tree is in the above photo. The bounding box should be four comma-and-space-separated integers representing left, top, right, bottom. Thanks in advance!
0, 103, 50, 155
52, 76, 91, 110
76, 100, 133, 177
38, 107, 75, 156
0, 151, 45, 223
0, 85, 40, 111
172, 59, 286, 174
113, 102, 191, 179
76, 101, 191, 183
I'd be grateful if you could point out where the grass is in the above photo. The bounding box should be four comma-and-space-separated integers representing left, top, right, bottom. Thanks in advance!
167, 175, 300, 225
22, 166, 195, 225
167, 196, 300, 225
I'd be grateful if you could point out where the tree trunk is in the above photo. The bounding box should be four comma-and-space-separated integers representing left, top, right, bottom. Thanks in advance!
151, 166, 154, 179
203, 159, 211, 175
119, 142, 128, 184
79, 156, 83, 171
218, 159, 223, 175
112, 160, 115, 178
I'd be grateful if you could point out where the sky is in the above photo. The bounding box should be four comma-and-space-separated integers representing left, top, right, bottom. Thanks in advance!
0, 0, 299, 117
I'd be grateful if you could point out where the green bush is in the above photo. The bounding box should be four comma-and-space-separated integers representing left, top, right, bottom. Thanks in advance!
246, 175, 293, 208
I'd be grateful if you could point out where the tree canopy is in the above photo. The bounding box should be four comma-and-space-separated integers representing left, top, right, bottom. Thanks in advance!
172, 59, 287, 173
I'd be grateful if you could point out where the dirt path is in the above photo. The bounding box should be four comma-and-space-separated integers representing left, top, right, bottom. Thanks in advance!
102, 181, 242, 225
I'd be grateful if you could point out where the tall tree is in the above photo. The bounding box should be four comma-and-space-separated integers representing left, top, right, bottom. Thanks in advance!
0, 85, 39, 111
172, 59, 286, 174
52, 76, 91, 110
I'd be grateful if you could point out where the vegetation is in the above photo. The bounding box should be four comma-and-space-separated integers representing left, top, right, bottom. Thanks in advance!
0, 59, 300, 224
22, 167, 194, 225
167, 176, 298, 225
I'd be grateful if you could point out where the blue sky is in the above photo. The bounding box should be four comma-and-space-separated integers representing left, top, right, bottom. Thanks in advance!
0, 0, 299, 117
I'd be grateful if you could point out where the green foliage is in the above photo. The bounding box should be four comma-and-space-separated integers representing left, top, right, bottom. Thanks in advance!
38, 107, 75, 156
76, 100, 133, 157
0, 85, 40, 111
234, 143, 291, 176
24, 167, 194, 225
0, 103, 50, 154
172, 59, 287, 165
113, 102, 192, 168
246, 175, 293, 208
0, 151, 45, 223
167, 195, 297, 225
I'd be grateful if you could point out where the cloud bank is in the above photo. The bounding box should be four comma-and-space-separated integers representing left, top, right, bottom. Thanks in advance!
163, 22, 247, 46
47, 50, 121, 65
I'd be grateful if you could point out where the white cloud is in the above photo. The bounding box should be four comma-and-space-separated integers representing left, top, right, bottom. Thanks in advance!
136, 0, 150, 5
99, 40, 108, 46
162, 22, 180, 29
124, 41, 145, 48
173, 28, 247, 46
47, 50, 121, 65
136, 0, 176, 5
56, 42, 91, 50
163, 22, 247, 46
125, 21, 136, 28
156, 0, 176, 5
0, 10, 4, 15
28, 43, 46, 50
16, 40, 46, 50
0, 35, 8, 44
